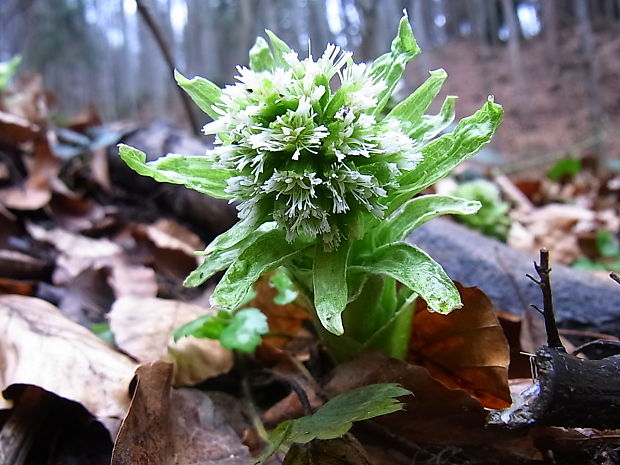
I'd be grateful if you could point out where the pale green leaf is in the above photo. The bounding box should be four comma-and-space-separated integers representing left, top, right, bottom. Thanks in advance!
387, 68, 447, 130
352, 242, 461, 314
313, 243, 350, 335
254, 384, 411, 464
184, 223, 277, 287
90, 323, 115, 345
407, 95, 457, 140
250, 36, 275, 71
173, 308, 267, 353
270, 270, 299, 305
220, 308, 268, 353
377, 195, 480, 243
370, 12, 420, 115
173, 310, 230, 341
174, 69, 222, 119
387, 97, 503, 214
211, 229, 311, 309
118, 144, 233, 199
205, 217, 271, 257
265, 30, 293, 69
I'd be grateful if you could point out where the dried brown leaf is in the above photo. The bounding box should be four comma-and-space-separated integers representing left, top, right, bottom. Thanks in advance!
497, 311, 534, 379
0, 111, 39, 145
0, 295, 136, 435
0, 135, 59, 210
326, 353, 543, 462
111, 361, 250, 465
57, 267, 115, 326
130, 220, 203, 283
27, 223, 121, 283
327, 352, 489, 446
409, 284, 511, 409
108, 264, 158, 298
0, 277, 36, 296
0, 249, 49, 280
250, 274, 310, 348
108, 297, 233, 385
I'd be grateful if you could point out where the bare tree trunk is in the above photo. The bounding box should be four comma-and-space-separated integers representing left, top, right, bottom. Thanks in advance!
542, 0, 560, 78
500, 0, 527, 124
573, 0, 605, 172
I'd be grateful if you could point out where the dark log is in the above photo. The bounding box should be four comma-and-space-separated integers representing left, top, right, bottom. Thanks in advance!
488, 346, 620, 430
109, 122, 238, 240
409, 218, 620, 337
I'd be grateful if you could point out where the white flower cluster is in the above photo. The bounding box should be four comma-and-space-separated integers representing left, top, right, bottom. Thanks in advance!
203, 44, 422, 249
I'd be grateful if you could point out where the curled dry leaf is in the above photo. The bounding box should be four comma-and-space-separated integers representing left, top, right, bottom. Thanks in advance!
326, 353, 542, 462
0, 134, 60, 211
27, 222, 121, 283
0, 384, 114, 465
326, 352, 488, 446
0, 111, 39, 145
137, 218, 203, 257
130, 219, 203, 283
25, 222, 158, 300
409, 283, 511, 409
0, 295, 137, 436
108, 297, 233, 385
111, 361, 250, 465
57, 267, 115, 326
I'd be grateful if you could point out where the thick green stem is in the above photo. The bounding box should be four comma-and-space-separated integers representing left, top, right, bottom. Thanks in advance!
285, 266, 416, 363
343, 274, 387, 342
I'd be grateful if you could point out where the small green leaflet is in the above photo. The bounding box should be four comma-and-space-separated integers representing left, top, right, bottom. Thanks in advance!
370, 11, 420, 116
117, 144, 232, 199
386, 68, 447, 132
387, 97, 503, 214
265, 30, 294, 69
270, 270, 299, 305
254, 383, 411, 465
184, 222, 278, 288
351, 242, 461, 315
220, 308, 268, 353
313, 243, 350, 335
407, 95, 457, 141
249, 36, 275, 72
173, 308, 267, 353
211, 229, 311, 310
546, 157, 582, 182
174, 70, 222, 119
90, 323, 115, 345
376, 195, 481, 244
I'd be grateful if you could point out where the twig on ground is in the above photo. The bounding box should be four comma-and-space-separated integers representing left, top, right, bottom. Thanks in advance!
526, 248, 565, 350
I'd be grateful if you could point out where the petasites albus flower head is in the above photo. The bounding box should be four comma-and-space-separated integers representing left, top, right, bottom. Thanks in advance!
118, 11, 503, 338
201, 40, 420, 249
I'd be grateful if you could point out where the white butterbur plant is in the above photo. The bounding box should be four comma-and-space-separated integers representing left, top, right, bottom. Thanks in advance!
119, 12, 503, 361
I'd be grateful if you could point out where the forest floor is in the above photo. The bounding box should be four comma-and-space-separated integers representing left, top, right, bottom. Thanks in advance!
1, 21, 620, 465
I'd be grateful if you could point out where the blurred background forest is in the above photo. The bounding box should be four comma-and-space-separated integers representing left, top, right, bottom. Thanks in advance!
1, 0, 620, 168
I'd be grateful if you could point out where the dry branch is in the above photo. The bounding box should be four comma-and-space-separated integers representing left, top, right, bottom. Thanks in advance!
489, 249, 620, 430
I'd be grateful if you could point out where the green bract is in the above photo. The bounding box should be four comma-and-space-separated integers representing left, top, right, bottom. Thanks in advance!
119, 12, 503, 359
